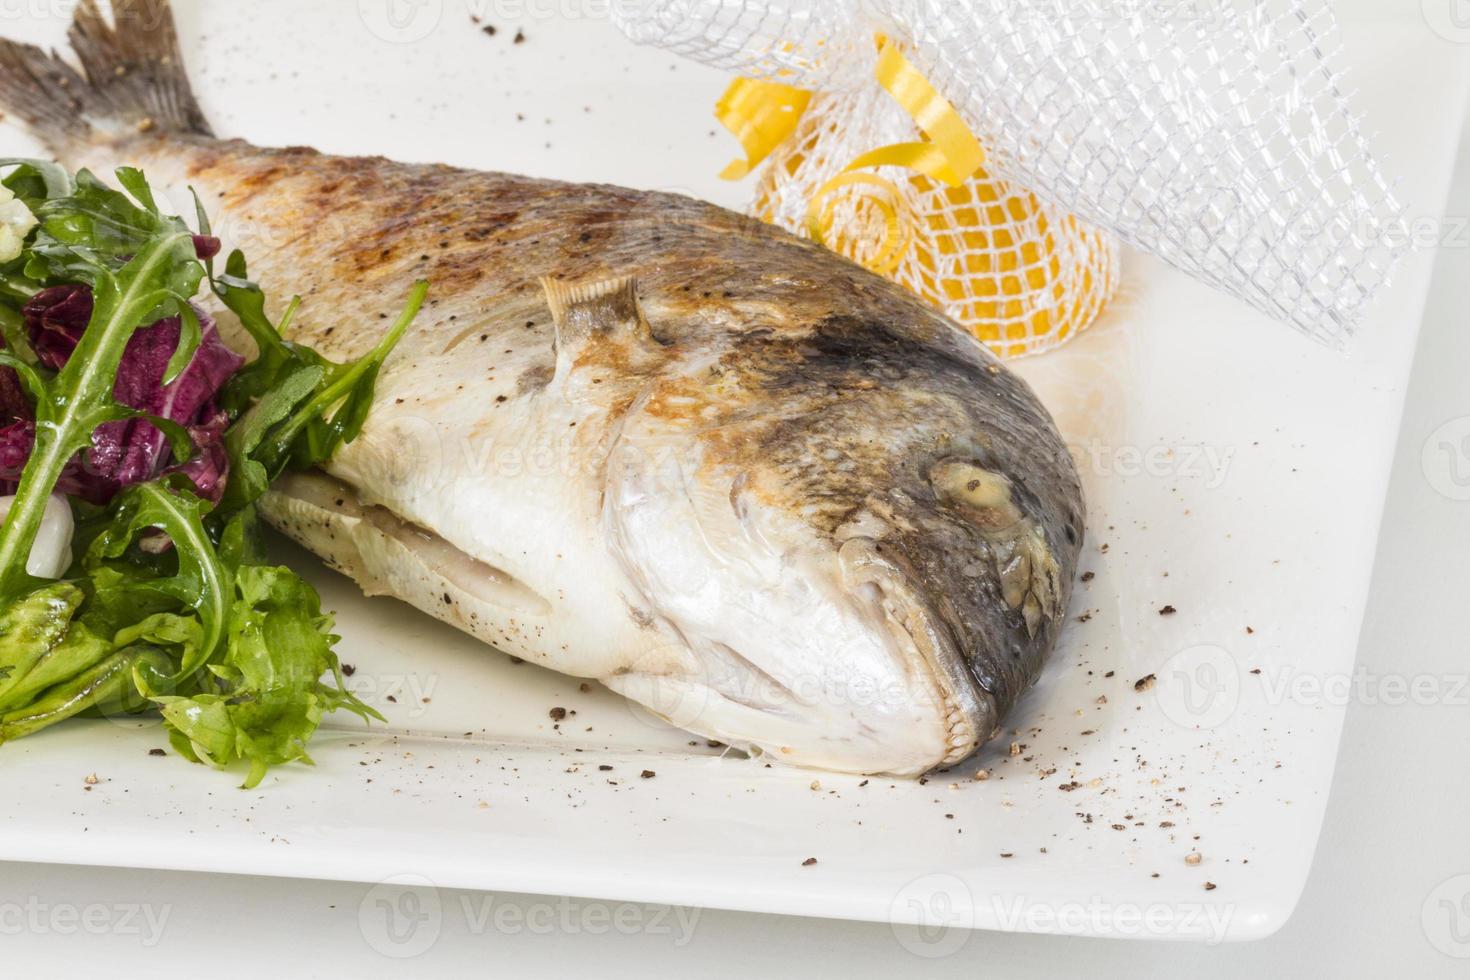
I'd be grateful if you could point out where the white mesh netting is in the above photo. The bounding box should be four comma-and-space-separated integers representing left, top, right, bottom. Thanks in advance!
746, 83, 1121, 358
615, 0, 1404, 350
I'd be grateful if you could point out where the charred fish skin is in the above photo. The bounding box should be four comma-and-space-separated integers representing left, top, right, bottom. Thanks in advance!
0, 1, 1084, 775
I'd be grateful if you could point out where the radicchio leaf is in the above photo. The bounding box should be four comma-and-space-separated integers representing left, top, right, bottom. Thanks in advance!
4, 285, 244, 502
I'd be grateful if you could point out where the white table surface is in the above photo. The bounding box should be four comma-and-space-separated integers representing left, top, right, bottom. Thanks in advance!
3, 3, 1470, 976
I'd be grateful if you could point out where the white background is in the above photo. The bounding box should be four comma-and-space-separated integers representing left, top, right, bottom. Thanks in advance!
1, 2, 1469, 974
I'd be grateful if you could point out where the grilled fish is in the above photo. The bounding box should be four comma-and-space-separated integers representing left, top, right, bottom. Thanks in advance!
0, 0, 1084, 776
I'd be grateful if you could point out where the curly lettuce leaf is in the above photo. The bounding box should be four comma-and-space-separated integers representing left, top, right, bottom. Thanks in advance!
0, 581, 84, 706
156, 564, 381, 789
0, 650, 149, 744
0, 580, 160, 743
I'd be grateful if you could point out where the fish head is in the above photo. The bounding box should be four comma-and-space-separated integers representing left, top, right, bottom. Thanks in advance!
597, 304, 1084, 777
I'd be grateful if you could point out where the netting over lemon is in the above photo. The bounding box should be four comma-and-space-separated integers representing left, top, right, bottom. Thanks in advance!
616, 0, 1404, 350
750, 88, 1119, 359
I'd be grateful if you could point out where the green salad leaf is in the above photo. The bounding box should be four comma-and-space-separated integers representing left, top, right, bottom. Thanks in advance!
0, 582, 86, 709
85, 478, 231, 677
0, 166, 204, 598
156, 565, 380, 790
0, 163, 424, 785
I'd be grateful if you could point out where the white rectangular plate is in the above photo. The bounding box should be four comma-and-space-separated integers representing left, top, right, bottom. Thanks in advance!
1, 3, 1465, 943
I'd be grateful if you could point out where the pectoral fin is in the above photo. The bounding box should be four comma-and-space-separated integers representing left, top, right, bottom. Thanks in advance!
540, 275, 661, 380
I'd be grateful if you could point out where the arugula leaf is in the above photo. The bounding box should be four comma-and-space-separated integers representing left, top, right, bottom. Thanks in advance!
0, 304, 36, 365
216, 361, 323, 517
85, 478, 229, 678
217, 507, 267, 573
0, 158, 74, 208
209, 249, 425, 521
0, 168, 205, 598
0, 160, 63, 319
23, 168, 202, 305
278, 281, 424, 471
209, 248, 300, 379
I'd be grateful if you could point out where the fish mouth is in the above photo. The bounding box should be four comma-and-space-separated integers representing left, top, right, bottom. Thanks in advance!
836, 535, 996, 767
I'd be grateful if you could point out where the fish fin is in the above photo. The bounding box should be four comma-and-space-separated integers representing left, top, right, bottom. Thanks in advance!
0, 0, 211, 153
540, 274, 659, 376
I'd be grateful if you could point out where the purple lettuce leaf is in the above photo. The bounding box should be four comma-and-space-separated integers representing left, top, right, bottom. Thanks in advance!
0, 420, 30, 495
0, 348, 28, 421
25, 284, 93, 372
0, 285, 245, 503
1, 333, 34, 494
169, 405, 232, 503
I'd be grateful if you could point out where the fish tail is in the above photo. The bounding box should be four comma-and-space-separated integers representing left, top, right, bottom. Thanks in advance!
0, 0, 210, 154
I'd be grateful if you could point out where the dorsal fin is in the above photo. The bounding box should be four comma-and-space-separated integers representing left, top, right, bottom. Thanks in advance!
540, 275, 659, 379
